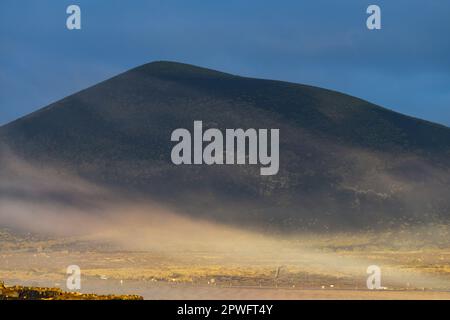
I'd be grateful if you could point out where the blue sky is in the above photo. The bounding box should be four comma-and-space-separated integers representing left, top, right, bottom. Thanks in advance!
1, 0, 449, 126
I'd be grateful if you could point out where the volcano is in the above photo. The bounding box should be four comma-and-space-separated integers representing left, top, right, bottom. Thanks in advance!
1, 61, 449, 231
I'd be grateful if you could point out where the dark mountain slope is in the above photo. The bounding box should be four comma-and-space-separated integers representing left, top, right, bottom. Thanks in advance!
1, 61, 449, 231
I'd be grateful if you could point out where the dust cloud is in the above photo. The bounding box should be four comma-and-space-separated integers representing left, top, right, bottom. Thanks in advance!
1, 150, 450, 292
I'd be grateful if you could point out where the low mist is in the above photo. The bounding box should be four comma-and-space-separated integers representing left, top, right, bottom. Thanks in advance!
1, 150, 450, 291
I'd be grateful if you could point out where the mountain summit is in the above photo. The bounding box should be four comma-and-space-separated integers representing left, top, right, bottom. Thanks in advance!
1, 61, 449, 231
